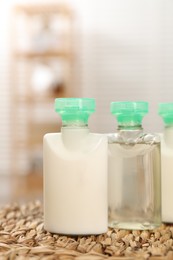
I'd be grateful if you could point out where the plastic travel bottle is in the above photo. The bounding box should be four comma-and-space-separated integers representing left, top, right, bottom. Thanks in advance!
43, 98, 107, 235
108, 101, 161, 230
159, 103, 173, 223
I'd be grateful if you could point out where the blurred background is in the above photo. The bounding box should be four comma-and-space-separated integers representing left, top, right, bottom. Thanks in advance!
1, 0, 173, 204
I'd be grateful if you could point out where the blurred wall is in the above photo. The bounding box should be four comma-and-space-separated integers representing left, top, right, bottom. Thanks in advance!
0, 1, 12, 174
68, 0, 173, 133
1, 0, 173, 174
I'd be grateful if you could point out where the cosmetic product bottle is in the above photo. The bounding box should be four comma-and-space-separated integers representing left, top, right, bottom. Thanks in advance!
108, 101, 161, 229
44, 98, 107, 235
159, 102, 173, 223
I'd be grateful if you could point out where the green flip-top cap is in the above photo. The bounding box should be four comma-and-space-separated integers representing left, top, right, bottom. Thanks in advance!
111, 101, 148, 125
159, 103, 173, 125
54, 98, 95, 124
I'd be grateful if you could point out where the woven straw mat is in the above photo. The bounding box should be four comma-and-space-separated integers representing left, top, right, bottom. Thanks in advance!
0, 201, 173, 259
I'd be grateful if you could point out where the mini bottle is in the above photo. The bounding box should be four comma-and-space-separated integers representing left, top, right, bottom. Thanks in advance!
159, 102, 173, 223
43, 98, 107, 235
108, 101, 161, 230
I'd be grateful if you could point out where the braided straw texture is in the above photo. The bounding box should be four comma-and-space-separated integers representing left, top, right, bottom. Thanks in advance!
0, 201, 173, 260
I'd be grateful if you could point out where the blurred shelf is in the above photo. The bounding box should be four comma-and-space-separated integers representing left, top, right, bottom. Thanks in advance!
11, 3, 75, 175
14, 50, 73, 59
14, 4, 73, 17
0, 174, 43, 206
14, 92, 67, 104
12, 112, 61, 149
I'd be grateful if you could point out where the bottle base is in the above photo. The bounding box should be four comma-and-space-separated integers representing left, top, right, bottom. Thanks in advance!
44, 224, 107, 235
109, 221, 161, 230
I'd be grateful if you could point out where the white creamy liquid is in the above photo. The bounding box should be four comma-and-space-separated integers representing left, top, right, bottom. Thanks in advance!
160, 128, 173, 223
43, 129, 107, 235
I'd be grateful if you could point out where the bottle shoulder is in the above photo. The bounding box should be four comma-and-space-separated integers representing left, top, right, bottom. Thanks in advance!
44, 132, 107, 153
44, 132, 60, 137
89, 133, 107, 142
44, 132, 107, 141
108, 131, 160, 145
160, 130, 173, 150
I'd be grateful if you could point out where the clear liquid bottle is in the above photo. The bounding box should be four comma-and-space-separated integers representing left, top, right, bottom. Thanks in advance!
159, 103, 173, 223
108, 101, 161, 230
43, 98, 107, 235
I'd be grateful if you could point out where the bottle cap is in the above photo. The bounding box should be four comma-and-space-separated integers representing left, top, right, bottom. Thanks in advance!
54, 98, 95, 125
111, 101, 148, 126
158, 103, 173, 125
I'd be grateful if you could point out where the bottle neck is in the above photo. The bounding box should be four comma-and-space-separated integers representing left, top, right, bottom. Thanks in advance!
116, 114, 143, 131
61, 121, 89, 138
61, 122, 90, 150
118, 124, 143, 131
164, 123, 173, 128
61, 120, 88, 128
116, 124, 143, 143
116, 118, 143, 143
60, 112, 90, 128
163, 124, 173, 146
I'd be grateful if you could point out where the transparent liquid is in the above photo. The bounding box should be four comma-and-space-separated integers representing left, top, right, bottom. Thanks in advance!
108, 133, 161, 230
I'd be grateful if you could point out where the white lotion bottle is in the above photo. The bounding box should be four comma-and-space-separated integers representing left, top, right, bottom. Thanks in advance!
159, 103, 173, 223
43, 98, 107, 235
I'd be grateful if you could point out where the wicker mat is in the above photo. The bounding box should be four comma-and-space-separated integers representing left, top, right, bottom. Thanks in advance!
0, 201, 173, 260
